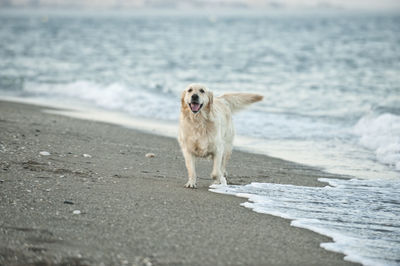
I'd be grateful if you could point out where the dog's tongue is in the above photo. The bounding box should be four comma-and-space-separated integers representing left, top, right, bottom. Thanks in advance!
191, 103, 200, 112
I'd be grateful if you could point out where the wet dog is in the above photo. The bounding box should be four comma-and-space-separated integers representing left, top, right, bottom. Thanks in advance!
178, 83, 263, 188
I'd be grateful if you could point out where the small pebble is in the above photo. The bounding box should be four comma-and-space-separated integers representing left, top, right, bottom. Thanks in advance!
73, 210, 81, 215
83, 154, 92, 158
39, 151, 50, 156
64, 200, 74, 205
145, 153, 155, 158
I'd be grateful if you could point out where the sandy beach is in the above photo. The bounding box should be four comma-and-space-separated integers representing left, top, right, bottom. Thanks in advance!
0, 100, 358, 266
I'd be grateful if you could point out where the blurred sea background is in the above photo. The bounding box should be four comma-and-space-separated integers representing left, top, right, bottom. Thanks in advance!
0, 1, 399, 265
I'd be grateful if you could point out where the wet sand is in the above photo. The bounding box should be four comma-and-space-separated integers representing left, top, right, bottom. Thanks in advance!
0, 100, 358, 265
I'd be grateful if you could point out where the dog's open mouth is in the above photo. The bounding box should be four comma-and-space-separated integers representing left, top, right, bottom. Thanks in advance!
189, 103, 203, 113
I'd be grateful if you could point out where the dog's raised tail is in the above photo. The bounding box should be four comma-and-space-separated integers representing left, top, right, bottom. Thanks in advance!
219, 93, 263, 113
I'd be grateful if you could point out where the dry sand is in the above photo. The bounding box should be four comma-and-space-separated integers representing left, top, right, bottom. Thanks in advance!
0, 100, 358, 266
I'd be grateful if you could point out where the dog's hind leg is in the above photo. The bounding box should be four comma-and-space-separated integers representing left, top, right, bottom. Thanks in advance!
183, 149, 197, 188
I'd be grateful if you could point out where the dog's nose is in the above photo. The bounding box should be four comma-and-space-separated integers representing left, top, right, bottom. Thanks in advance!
191, 94, 199, 101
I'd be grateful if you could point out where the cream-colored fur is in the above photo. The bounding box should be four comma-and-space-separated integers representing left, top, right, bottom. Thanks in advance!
178, 83, 263, 188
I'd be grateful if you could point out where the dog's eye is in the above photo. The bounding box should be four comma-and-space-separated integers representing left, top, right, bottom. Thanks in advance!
188, 88, 193, 93
200, 89, 205, 93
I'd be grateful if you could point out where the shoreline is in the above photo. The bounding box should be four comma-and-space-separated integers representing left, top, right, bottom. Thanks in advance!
0, 100, 358, 265
1, 96, 371, 180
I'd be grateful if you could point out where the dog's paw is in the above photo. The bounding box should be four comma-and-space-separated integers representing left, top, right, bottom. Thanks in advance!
211, 176, 227, 186
209, 183, 224, 189
184, 181, 197, 189
220, 176, 227, 186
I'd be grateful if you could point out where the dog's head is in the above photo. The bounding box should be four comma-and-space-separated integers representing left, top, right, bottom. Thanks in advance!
181, 84, 213, 115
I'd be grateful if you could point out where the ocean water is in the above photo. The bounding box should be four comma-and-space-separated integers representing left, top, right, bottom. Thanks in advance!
210, 178, 400, 266
0, 9, 399, 265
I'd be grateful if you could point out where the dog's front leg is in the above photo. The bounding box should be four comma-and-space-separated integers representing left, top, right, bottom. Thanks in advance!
211, 149, 227, 186
183, 149, 197, 188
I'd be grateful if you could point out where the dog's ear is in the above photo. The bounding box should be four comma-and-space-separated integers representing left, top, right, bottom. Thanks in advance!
181, 90, 188, 110
207, 91, 214, 110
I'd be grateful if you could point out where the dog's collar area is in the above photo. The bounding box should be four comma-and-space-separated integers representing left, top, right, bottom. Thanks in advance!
189, 103, 203, 114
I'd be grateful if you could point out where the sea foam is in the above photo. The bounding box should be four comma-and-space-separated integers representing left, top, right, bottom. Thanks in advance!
210, 178, 400, 266
22, 81, 180, 121
354, 113, 400, 171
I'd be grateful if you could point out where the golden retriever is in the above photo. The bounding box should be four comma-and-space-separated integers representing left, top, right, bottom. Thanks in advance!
178, 83, 263, 188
